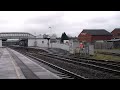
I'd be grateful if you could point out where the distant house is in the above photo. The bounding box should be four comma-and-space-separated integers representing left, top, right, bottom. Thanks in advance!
111, 28, 120, 39
78, 29, 113, 43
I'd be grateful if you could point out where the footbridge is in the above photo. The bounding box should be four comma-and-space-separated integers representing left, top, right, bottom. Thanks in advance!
0, 32, 35, 39
0, 32, 36, 46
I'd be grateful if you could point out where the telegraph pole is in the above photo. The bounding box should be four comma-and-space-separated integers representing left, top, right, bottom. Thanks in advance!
49, 26, 52, 48
47, 36, 50, 49
34, 32, 37, 47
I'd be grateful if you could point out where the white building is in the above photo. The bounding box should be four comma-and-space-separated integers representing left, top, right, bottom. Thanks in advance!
37, 39, 49, 47
63, 40, 69, 45
28, 38, 50, 48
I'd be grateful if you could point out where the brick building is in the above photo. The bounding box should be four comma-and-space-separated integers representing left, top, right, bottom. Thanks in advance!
78, 29, 113, 43
111, 28, 120, 39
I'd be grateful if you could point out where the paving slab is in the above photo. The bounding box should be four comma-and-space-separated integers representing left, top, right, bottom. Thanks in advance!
0, 48, 25, 79
9, 48, 61, 79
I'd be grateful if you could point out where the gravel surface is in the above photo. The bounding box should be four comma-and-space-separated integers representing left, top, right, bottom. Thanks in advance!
31, 53, 120, 79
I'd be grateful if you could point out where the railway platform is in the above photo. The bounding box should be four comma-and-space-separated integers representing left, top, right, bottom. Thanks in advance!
0, 47, 61, 79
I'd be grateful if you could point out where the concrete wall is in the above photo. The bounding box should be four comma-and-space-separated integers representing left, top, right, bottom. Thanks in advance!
28, 39, 49, 48
28, 39, 35, 47
37, 39, 48, 48
50, 43, 70, 51
28, 38, 80, 52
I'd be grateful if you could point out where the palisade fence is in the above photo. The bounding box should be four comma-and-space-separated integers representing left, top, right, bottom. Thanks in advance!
73, 44, 94, 58
94, 42, 113, 49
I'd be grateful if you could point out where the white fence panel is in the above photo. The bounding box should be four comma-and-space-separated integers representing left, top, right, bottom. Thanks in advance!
50, 43, 70, 51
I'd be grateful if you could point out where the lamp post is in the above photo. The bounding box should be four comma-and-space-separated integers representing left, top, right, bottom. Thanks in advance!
34, 36, 37, 47
46, 35, 50, 49
34, 32, 37, 47
49, 26, 52, 48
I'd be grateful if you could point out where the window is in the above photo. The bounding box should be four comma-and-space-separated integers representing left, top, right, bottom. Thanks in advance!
42, 41, 44, 43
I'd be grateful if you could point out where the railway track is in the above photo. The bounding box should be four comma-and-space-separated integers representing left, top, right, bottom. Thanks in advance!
31, 52, 120, 76
47, 50, 120, 64
23, 47, 120, 72
9, 47, 86, 79
41, 52, 120, 69
40, 47, 120, 65
9, 46, 120, 79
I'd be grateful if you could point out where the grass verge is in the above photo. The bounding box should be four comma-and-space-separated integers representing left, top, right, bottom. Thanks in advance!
89, 53, 120, 62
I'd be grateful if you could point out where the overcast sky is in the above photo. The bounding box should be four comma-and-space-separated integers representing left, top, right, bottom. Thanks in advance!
0, 11, 120, 37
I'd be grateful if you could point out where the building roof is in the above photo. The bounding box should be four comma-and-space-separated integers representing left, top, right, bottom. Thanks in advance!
81, 29, 112, 36
111, 28, 120, 33
113, 28, 120, 30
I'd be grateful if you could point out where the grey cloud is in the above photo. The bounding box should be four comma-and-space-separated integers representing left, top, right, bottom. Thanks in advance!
23, 12, 67, 36
25, 12, 64, 24
0, 20, 8, 24
88, 17, 109, 23
21, 11, 120, 37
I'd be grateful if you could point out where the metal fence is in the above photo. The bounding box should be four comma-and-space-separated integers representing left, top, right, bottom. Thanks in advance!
94, 42, 113, 49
